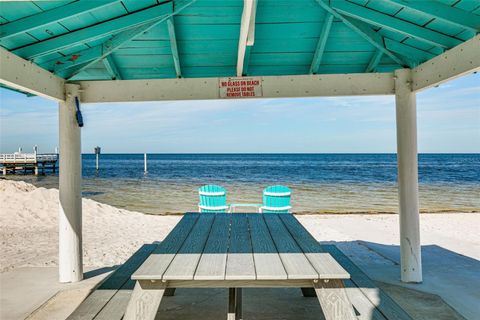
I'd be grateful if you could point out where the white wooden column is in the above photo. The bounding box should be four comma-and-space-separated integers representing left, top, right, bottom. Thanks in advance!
394, 68, 422, 283
58, 83, 83, 282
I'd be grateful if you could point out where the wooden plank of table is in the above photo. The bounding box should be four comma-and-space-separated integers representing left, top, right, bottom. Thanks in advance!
123, 281, 166, 320
194, 213, 231, 280
225, 213, 256, 280
163, 213, 215, 280
343, 279, 388, 320
132, 213, 199, 280
263, 214, 318, 279
314, 279, 357, 320
279, 214, 350, 279
247, 214, 287, 280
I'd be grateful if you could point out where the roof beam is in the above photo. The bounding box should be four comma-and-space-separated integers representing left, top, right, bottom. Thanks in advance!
383, 0, 480, 32
103, 55, 122, 80
310, 13, 333, 74
237, 0, 257, 77
365, 50, 383, 72
330, 0, 462, 48
0, 48, 65, 101
0, 0, 119, 42
12, 3, 174, 60
167, 18, 181, 78
411, 34, 480, 92
316, 1, 408, 67
76, 73, 396, 103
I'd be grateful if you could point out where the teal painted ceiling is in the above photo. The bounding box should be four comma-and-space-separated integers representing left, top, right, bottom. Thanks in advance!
0, 0, 478, 81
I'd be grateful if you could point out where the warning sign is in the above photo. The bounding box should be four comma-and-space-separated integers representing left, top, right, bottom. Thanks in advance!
219, 77, 263, 99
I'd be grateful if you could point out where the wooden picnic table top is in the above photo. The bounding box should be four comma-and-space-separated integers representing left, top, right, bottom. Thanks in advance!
132, 212, 349, 282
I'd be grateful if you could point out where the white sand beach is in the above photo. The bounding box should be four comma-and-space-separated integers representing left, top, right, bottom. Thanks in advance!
2, 179, 479, 273
1, 179, 479, 319
0, 180, 180, 273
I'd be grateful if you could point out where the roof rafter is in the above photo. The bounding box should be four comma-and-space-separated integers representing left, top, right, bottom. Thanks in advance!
365, 50, 383, 72
54, 19, 166, 78
382, 0, 480, 32
384, 38, 435, 65
50, 46, 102, 73
103, 55, 122, 80
316, 1, 409, 67
167, 17, 181, 78
330, 0, 462, 48
0, 0, 120, 42
237, 0, 257, 77
12, 2, 174, 60
56, 0, 196, 79
310, 13, 333, 74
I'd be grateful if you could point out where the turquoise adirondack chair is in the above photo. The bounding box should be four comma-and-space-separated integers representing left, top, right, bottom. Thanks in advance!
198, 185, 229, 213
261, 185, 292, 214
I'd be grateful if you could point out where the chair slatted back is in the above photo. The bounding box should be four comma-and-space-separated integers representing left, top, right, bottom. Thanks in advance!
262, 185, 291, 214
198, 185, 228, 213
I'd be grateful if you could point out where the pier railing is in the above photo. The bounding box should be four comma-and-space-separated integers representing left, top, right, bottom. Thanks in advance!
0, 153, 58, 164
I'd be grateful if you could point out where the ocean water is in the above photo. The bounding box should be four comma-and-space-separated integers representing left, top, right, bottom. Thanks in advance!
7, 154, 480, 215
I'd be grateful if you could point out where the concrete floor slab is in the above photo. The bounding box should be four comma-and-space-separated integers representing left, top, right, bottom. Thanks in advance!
357, 242, 480, 320
0, 267, 111, 320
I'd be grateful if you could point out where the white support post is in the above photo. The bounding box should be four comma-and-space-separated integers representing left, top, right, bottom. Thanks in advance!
58, 83, 83, 283
394, 68, 422, 283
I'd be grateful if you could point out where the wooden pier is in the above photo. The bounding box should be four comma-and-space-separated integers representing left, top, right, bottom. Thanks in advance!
1, 153, 58, 175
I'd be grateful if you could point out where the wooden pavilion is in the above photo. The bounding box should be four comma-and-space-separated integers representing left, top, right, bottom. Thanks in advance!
0, 0, 479, 286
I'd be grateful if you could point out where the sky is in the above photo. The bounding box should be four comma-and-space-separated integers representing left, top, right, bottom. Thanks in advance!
0, 73, 479, 154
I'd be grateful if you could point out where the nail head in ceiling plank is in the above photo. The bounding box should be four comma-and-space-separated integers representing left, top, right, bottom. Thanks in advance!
382, 0, 480, 32
411, 34, 480, 92
0, 0, 120, 41
237, 0, 256, 77
167, 17, 181, 78
310, 13, 334, 74
0, 47, 65, 101
13, 3, 174, 60
315, 0, 408, 68
330, 0, 462, 48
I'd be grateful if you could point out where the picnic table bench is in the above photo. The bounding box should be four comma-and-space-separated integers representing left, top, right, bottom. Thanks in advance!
124, 212, 357, 320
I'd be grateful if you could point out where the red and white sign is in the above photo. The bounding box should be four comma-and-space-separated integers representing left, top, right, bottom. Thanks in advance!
219, 77, 263, 99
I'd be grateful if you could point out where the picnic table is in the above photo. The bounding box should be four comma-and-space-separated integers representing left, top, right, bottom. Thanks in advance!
124, 213, 356, 320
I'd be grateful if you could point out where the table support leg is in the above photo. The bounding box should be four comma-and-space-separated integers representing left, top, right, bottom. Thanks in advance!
124, 281, 166, 320
301, 287, 317, 297
313, 280, 356, 320
235, 288, 243, 320
228, 288, 236, 320
164, 288, 176, 296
